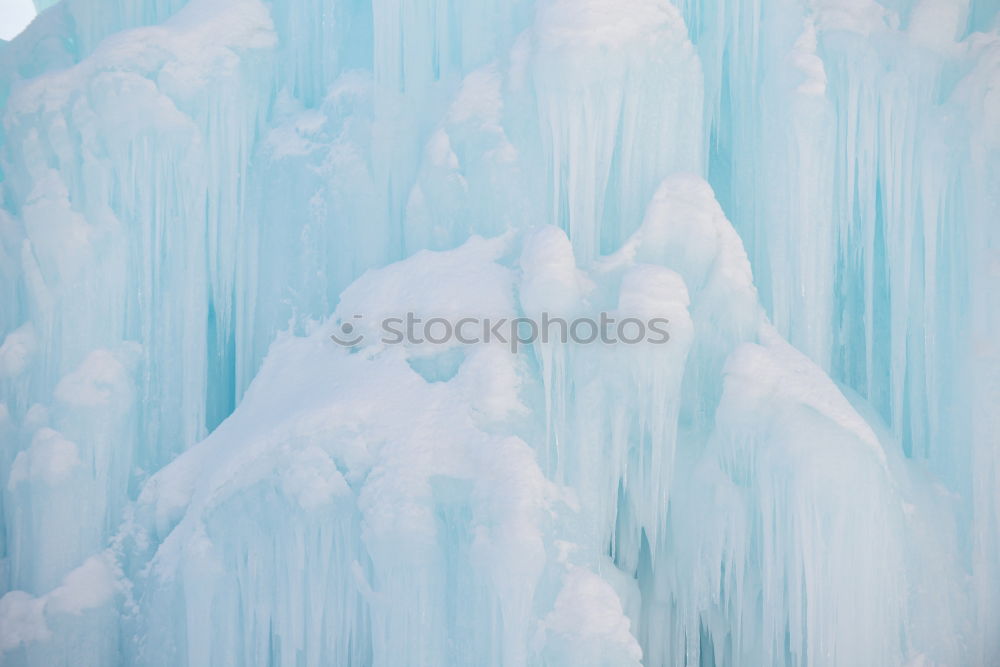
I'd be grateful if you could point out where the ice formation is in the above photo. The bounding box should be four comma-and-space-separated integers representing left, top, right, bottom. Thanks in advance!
0, 0, 998, 664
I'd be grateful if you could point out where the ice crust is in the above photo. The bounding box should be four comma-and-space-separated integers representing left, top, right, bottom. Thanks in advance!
0, 0, 998, 665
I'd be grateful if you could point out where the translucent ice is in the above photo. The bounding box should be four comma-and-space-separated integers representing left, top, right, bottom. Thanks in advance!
1, 0, 998, 665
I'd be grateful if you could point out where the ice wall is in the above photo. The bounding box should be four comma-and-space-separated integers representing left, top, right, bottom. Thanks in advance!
0, 0, 997, 665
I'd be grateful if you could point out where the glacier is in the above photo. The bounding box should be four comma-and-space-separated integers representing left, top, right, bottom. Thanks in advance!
0, 0, 998, 664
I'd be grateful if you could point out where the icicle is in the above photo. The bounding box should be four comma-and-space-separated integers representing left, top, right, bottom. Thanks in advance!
530, 0, 705, 261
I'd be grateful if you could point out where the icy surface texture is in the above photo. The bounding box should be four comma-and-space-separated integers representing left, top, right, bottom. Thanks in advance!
0, 0, 997, 665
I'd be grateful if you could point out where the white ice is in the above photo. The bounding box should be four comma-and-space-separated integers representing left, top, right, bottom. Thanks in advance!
0, 0, 998, 665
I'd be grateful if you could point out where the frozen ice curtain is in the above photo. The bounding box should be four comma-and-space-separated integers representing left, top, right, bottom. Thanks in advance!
0, 0, 998, 665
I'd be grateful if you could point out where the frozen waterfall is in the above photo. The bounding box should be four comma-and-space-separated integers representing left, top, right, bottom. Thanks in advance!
0, 0, 998, 664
